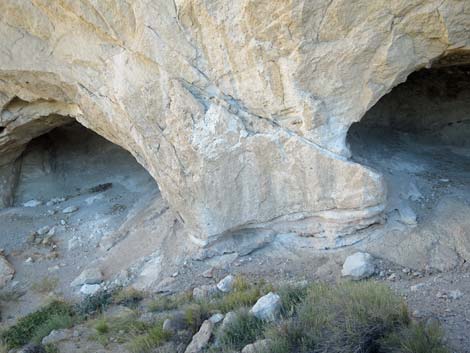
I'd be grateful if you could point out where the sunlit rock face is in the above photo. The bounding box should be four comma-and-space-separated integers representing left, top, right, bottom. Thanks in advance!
0, 0, 468, 246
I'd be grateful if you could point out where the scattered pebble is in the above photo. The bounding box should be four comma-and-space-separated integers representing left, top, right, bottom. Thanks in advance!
449, 290, 463, 300
23, 200, 42, 208
63, 206, 79, 214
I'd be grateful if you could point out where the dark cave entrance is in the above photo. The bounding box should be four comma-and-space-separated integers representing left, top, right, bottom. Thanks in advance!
347, 63, 470, 223
13, 121, 158, 205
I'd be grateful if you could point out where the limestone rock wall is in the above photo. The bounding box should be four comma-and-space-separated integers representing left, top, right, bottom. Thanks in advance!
0, 0, 469, 245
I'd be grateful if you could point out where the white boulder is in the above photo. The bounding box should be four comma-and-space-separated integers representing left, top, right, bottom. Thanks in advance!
341, 252, 375, 280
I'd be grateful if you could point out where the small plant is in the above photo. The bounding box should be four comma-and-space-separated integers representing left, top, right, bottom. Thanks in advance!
44, 343, 60, 353
184, 303, 211, 333
113, 287, 145, 307
209, 277, 271, 313
0, 289, 24, 303
148, 291, 192, 312
381, 321, 450, 353
127, 322, 172, 353
74, 290, 113, 319
31, 312, 75, 344
1, 301, 74, 348
94, 318, 109, 334
215, 308, 266, 351
31, 277, 59, 294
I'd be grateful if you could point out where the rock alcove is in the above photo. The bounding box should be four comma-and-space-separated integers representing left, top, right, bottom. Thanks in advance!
348, 60, 470, 224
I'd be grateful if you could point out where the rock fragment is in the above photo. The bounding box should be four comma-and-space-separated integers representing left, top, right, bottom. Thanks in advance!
23, 200, 42, 208
0, 255, 14, 288
71, 268, 103, 287
249, 292, 281, 322
62, 206, 79, 214
341, 252, 375, 280
217, 275, 235, 292
184, 320, 213, 353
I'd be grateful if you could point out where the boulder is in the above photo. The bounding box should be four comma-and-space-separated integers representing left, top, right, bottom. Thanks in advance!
0, 255, 14, 288
184, 320, 213, 353
79, 284, 101, 296
217, 275, 235, 293
42, 329, 72, 345
341, 252, 375, 280
163, 312, 188, 334
71, 268, 103, 287
249, 292, 281, 322
193, 284, 218, 301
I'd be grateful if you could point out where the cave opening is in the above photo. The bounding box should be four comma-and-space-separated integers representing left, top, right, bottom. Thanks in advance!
0, 121, 159, 254
347, 63, 470, 223
13, 121, 158, 206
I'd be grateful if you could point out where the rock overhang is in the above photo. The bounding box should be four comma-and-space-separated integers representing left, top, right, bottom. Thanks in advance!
0, 0, 468, 246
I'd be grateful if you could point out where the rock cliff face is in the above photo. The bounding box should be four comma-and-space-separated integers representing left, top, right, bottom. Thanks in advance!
0, 1, 469, 246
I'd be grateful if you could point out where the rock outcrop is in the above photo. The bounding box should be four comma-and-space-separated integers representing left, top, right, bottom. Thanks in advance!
0, 1, 469, 247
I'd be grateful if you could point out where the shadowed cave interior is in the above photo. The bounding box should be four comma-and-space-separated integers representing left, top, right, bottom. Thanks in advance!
348, 64, 470, 223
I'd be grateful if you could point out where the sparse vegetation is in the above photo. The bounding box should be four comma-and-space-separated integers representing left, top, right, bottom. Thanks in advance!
31, 277, 59, 294
209, 276, 272, 313
113, 287, 146, 308
74, 289, 113, 319
1, 301, 74, 348
126, 322, 172, 353
261, 281, 449, 353
148, 291, 192, 312
0, 280, 450, 353
215, 308, 265, 351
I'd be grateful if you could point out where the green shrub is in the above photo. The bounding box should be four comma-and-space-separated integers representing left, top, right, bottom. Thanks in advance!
209, 276, 272, 314
31, 312, 75, 344
148, 291, 192, 312
381, 321, 450, 353
216, 308, 266, 351
44, 343, 60, 353
94, 318, 109, 334
263, 281, 449, 353
294, 281, 409, 352
113, 288, 146, 308
31, 277, 59, 294
1, 301, 74, 348
184, 303, 211, 333
277, 283, 308, 317
74, 290, 113, 319
127, 323, 172, 353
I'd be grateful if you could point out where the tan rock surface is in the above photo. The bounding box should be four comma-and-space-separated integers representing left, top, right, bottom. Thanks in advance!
0, 1, 469, 245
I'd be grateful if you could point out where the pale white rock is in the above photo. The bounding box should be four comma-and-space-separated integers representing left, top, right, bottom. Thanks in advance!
449, 290, 463, 300
23, 200, 42, 208
71, 268, 103, 287
341, 252, 375, 280
249, 292, 281, 322
410, 283, 426, 292
220, 311, 237, 331
193, 284, 218, 301
398, 205, 418, 226
217, 275, 235, 293
0, 255, 14, 288
242, 339, 271, 353
63, 206, 79, 214
79, 284, 101, 296
209, 313, 224, 324
42, 329, 72, 345
184, 320, 213, 353
37, 226, 50, 236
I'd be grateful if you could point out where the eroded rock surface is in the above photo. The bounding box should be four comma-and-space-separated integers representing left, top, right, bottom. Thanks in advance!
0, 1, 469, 247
